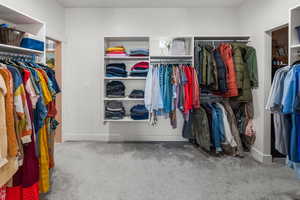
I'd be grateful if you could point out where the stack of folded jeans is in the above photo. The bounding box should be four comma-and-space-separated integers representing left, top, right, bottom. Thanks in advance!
105, 101, 125, 119
129, 90, 144, 99
106, 63, 128, 77
130, 104, 149, 120
106, 81, 125, 97
129, 62, 149, 77
129, 48, 149, 56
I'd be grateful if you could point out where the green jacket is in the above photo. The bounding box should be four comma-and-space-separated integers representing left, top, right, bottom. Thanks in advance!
232, 43, 252, 102
244, 46, 259, 88
202, 46, 218, 90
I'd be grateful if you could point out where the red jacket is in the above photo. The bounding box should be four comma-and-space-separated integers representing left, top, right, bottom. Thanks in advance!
219, 44, 238, 97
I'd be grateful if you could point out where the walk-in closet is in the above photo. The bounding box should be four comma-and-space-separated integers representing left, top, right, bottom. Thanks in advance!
1, 1, 300, 200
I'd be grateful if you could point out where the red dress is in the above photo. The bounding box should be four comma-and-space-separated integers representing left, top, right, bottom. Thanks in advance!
6, 70, 39, 200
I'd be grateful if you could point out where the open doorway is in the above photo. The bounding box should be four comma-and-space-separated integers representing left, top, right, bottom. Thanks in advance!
46, 38, 62, 142
270, 26, 289, 158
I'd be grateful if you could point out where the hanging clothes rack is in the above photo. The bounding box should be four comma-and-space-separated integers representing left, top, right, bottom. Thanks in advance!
151, 60, 192, 64
194, 36, 250, 47
0, 51, 36, 62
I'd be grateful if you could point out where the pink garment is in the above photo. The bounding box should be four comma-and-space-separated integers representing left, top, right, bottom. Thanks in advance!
106, 53, 127, 57
0, 185, 6, 200
131, 62, 149, 70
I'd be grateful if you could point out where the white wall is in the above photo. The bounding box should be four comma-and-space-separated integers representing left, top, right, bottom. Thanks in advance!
0, 0, 65, 41
63, 8, 240, 141
238, 0, 300, 163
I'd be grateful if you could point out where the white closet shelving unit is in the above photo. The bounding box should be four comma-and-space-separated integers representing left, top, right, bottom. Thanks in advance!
289, 5, 300, 64
0, 4, 46, 62
102, 36, 195, 123
103, 35, 253, 124
103, 36, 150, 122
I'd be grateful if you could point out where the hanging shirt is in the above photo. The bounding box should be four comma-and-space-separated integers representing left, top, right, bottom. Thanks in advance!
281, 66, 300, 114
7, 66, 32, 144
216, 103, 237, 148
152, 66, 163, 111
266, 66, 290, 112
23, 69, 39, 109
145, 65, 153, 112
0, 68, 18, 158
0, 74, 8, 168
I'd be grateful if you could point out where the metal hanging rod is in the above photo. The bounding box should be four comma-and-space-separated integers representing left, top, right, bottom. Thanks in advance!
0, 51, 36, 61
195, 40, 250, 42
151, 62, 192, 64
194, 36, 250, 40
151, 59, 192, 64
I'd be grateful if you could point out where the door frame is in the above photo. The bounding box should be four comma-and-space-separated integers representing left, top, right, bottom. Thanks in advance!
46, 37, 62, 143
264, 23, 288, 161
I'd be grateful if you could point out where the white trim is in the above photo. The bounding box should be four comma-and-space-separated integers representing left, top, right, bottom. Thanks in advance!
62, 133, 186, 142
251, 147, 272, 164
62, 133, 111, 142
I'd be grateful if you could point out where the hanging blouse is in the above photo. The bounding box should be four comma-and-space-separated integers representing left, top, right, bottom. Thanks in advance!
0, 75, 8, 168
0, 68, 18, 157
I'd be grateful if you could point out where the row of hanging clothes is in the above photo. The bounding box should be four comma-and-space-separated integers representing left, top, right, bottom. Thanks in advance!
194, 40, 258, 102
0, 52, 60, 200
145, 39, 258, 157
266, 60, 300, 178
145, 62, 200, 128
189, 40, 258, 155
183, 98, 255, 157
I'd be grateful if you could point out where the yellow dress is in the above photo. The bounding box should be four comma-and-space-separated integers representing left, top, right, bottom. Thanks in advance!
36, 71, 52, 193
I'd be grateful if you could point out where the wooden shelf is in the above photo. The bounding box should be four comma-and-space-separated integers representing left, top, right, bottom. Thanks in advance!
0, 44, 44, 55
104, 97, 144, 101
104, 77, 147, 80
104, 116, 149, 122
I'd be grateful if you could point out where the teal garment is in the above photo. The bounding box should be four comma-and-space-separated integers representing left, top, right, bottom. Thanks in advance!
163, 65, 173, 113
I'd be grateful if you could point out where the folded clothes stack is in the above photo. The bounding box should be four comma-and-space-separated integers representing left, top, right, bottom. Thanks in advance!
170, 39, 187, 55
106, 46, 127, 57
106, 63, 128, 77
130, 104, 149, 120
130, 62, 149, 77
129, 48, 149, 56
129, 90, 144, 99
106, 81, 125, 98
105, 101, 126, 120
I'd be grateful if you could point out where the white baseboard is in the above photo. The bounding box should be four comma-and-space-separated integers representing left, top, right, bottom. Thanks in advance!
62, 133, 187, 142
251, 147, 272, 164
62, 133, 111, 142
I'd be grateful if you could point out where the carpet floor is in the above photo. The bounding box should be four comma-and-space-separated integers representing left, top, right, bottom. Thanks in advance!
44, 142, 300, 200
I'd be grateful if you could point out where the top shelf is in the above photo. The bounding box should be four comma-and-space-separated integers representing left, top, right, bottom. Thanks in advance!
0, 44, 44, 55
104, 36, 150, 42
0, 4, 43, 24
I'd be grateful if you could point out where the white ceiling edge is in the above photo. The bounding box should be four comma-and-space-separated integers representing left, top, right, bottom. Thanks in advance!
55, 0, 246, 9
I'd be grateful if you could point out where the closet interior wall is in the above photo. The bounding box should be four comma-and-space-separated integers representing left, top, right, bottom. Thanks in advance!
63, 8, 240, 142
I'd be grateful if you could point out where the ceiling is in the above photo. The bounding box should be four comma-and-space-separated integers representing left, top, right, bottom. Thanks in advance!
56, 0, 246, 8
